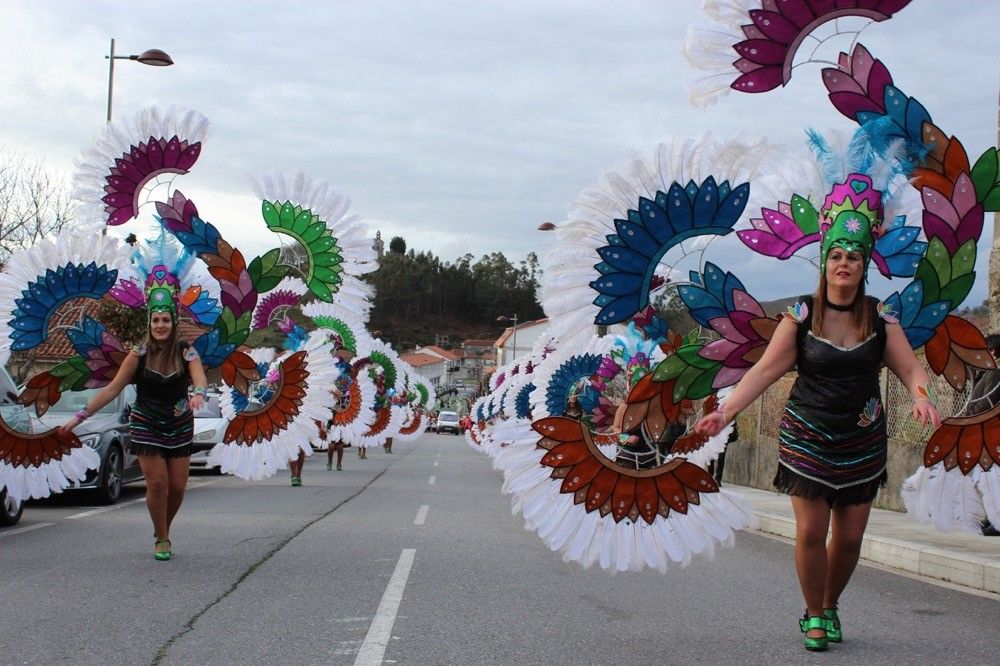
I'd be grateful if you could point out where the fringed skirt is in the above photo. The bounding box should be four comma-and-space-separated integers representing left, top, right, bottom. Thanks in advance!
774, 400, 887, 508
128, 402, 194, 459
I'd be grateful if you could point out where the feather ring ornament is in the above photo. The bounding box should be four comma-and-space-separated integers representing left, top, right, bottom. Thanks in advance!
73, 107, 209, 227
541, 138, 779, 347
0, 412, 99, 501
0, 234, 132, 366
683, 1, 913, 108
504, 416, 754, 573
250, 171, 377, 316
210, 332, 338, 480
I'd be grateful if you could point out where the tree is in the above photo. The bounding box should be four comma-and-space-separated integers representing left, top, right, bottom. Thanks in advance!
389, 236, 407, 255
0, 150, 77, 264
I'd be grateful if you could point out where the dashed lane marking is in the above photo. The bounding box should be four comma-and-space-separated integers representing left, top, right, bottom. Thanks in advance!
414, 505, 429, 525
428, 475, 436, 485
354, 548, 416, 666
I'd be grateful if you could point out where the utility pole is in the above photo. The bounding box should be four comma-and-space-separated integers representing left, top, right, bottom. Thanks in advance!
989, 74, 1000, 333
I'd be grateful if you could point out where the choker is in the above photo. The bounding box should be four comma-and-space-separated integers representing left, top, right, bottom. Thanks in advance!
826, 299, 853, 312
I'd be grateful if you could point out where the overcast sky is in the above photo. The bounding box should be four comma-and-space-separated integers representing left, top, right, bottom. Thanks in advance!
1, 1, 997, 305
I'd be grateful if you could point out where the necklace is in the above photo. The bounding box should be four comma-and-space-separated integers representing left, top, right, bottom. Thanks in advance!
826, 298, 853, 312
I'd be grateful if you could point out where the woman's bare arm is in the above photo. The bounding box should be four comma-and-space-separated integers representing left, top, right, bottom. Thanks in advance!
58, 352, 139, 434
883, 322, 941, 428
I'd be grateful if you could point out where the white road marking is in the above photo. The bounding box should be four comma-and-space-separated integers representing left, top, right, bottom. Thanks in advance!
428, 475, 436, 485
432, 461, 439, 467
414, 505, 429, 525
65, 479, 218, 520
65, 497, 145, 520
354, 548, 416, 666
0, 522, 53, 538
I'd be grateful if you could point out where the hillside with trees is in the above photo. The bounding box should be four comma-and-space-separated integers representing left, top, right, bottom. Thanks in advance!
365, 237, 544, 348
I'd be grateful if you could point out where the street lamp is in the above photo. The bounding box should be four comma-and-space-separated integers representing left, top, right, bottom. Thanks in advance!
497, 314, 519, 364
106, 38, 174, 123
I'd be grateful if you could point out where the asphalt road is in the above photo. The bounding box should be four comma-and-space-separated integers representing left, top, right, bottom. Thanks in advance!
2, 432, 997, 665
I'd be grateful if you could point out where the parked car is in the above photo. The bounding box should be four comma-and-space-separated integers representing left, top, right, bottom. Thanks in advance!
36, 386, 141, 504
435, 410, 461, 435
189, 394, 224, 473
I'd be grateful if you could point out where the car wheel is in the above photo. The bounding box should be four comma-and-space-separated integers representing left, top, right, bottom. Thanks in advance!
96, 444, 124, 505
0, 489, 23, 527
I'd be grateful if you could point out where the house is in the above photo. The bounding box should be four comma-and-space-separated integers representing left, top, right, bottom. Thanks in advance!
455, 338, 496, 386
494, 318, 549, 366
399, 351, 447, 387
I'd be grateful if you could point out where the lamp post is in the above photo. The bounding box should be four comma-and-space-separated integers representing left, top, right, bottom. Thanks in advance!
106, 38, 174, 123
497, 314, 518, 364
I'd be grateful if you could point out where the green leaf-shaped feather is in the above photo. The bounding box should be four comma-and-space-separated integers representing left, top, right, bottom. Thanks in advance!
970, 147, 998, 205
938, 273, 974, 309
925, 237, 951, 286
914, 260, 941, 304
651, 354, 686, 382
262, 201, 280, 228
950, 239, 977, 279
791, 194, 819, 235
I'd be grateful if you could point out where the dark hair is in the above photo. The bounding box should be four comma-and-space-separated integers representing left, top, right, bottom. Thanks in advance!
144, 311, 184, 375
812, 271, 872, 340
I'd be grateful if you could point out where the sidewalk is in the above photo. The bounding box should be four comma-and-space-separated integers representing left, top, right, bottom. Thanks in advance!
733, 484, 1000, 595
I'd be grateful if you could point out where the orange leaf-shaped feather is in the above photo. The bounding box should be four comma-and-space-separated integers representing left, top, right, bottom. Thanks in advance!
655, 473, 688, 513
611, 475, 637, 522
532, 416, 585, 442
584, 467, 619, 511
673, 461, 719, 493
561, 456, 603, 494
635, 477, 659, 524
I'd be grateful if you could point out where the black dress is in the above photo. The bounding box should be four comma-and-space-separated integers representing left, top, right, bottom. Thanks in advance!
128, 344, 195, 459
773, 296, 889, 507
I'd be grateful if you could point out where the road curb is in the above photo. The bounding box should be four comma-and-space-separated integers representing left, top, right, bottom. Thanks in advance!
753, 511, 1000, 595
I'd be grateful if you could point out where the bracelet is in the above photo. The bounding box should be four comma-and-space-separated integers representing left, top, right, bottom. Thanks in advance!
192, 386, 208, 397
74, 409, 89, 422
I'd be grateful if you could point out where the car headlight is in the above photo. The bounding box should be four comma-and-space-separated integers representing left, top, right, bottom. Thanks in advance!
79, 434, 102, 449
194, 429, 217, 443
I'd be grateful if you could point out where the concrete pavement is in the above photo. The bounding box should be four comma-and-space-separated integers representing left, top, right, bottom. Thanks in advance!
735, 484, 1000, 596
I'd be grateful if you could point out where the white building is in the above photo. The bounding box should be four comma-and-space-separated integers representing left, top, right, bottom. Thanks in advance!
494, 318, 548, 366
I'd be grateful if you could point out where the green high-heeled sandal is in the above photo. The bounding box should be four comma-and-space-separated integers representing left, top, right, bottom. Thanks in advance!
799, 614, 828, 652
154, 538, 172, 561
823, 608, 842, 643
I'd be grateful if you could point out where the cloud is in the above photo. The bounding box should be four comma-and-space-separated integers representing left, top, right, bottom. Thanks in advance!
0, 0, 996, 306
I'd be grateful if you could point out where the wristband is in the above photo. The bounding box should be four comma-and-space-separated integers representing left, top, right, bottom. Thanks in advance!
74, 409, 89, 422
192, 386, 208, 397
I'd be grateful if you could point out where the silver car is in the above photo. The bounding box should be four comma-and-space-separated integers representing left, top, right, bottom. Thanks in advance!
36, 386, 141, 504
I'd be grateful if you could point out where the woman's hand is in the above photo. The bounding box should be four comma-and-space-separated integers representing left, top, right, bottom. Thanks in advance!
694, 411, 726, 438
913, 398, 941, 430
189, 393, 205, 411
58, 418, 81, 437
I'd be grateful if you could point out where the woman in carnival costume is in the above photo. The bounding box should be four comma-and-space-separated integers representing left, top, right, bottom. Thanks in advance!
59, 268, 208, 561
695, 174, 941, 650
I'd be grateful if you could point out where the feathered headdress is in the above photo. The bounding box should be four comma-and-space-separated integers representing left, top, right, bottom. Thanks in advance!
144, 265, 180, 317
819, 173, 883, 274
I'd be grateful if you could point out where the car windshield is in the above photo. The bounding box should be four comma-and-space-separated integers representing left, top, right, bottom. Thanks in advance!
194, 396, 221, 418
48, 388, 120, 415
439, 412, 459, 422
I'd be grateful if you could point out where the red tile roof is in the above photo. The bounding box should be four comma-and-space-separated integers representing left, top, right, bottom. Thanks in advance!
420, 345, 461, 361
401, 352, 445, 368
